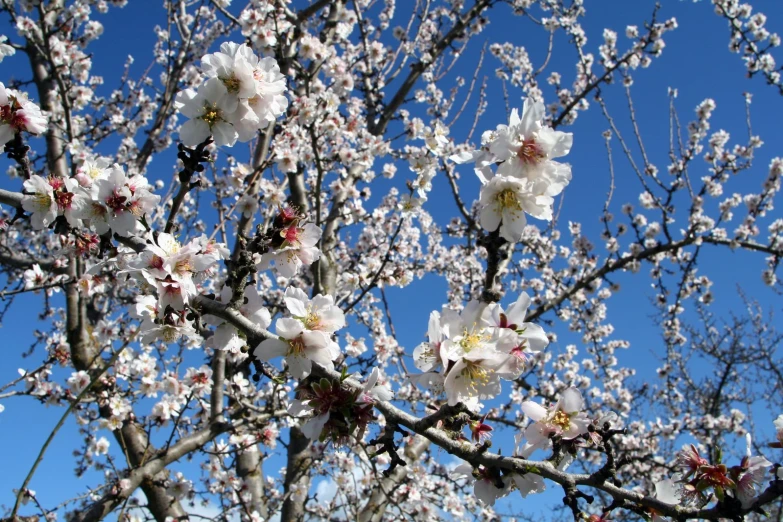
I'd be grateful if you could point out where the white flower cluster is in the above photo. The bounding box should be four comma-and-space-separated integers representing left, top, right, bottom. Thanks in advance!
257, 221, 322, 278
255, 287, 345, 379
176, 43, 288, 147
452, 99, 573, 242
0, 82, 47, 146
451, 386, 592, 506
125, 233, 230, 345
22, 163, 159, 236
411, 293, 548, 407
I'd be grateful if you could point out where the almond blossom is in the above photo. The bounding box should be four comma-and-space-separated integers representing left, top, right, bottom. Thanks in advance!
177, 78, 241, 147
258, 222, 322, 278
412, 310, 448, 372
73, 165, 159, 237
0, 82, 46, 146
478, 175, 554, 242
733, 435, 772, 508
284, 287, 345, 333
481, 292, 549, 370
487, 99, 573, 192
254, 318, 340, 379
518, 387, 591, 457
177, 43, 287, 147
451, 461, 510, 506
442, 347, 518, 406
21, 175, 57, 229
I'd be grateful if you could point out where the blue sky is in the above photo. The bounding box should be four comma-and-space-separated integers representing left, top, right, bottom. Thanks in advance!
1, 0, 782, 520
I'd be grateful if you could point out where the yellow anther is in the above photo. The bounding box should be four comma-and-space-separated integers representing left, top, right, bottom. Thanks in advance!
551, 409, 571, 430
495, 188, 522, 211
202, 106, 222, 126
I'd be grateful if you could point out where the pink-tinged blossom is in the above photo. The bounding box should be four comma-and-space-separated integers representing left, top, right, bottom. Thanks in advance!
74, 165, 159, 237
481, 292, 549, 369
469, 415, 493, 444
0, 82, 47, 146
254, 317, 339, 379
733, 435, 772, 508
67, 370, 91, 394
676, 444, 709, 480
488, 99, 573, 194
22, 175, 83, 229
518, 387, 590, 457
258, 223, 322, 278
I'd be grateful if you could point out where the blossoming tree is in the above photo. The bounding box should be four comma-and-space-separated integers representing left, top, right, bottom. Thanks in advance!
0, 0, 782, 521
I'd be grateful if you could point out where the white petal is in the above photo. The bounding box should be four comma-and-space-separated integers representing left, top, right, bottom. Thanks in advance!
286, 354, 312, 379
655, 479, 681, 505
254, 339, 287, 361
479, 204, 501, 233
560, 387, 584, 414
520, 401, 547, 422
284, 287, 309, 317
276, 317, 304, 339
301, 412, 329, 440
513, 473, 545, 498
180, 118, 210, 147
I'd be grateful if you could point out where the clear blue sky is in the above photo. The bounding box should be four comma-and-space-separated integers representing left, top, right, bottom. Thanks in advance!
1, 0, 782, 519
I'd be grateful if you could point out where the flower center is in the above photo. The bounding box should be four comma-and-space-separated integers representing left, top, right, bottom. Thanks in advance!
55, 190, 74, 210
459, 327, 488, 352
221, 75, 241, 93
551, 409, 571, 431
303, 310, 321, 330
516, 137, 546, 165
163, 326, 182, 343
460, 361, 492, 390
281, 224, 301, 246
33, 192, 53, 210
495, 188, 522, 211
173, 257, 193, 276
287, 336, 306, 357
105, 190, 127, 212
202, 106, 222, 127
510, 343, 529, 361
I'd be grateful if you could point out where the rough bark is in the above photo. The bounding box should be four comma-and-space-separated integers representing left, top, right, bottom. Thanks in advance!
26, 37, 188, 522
